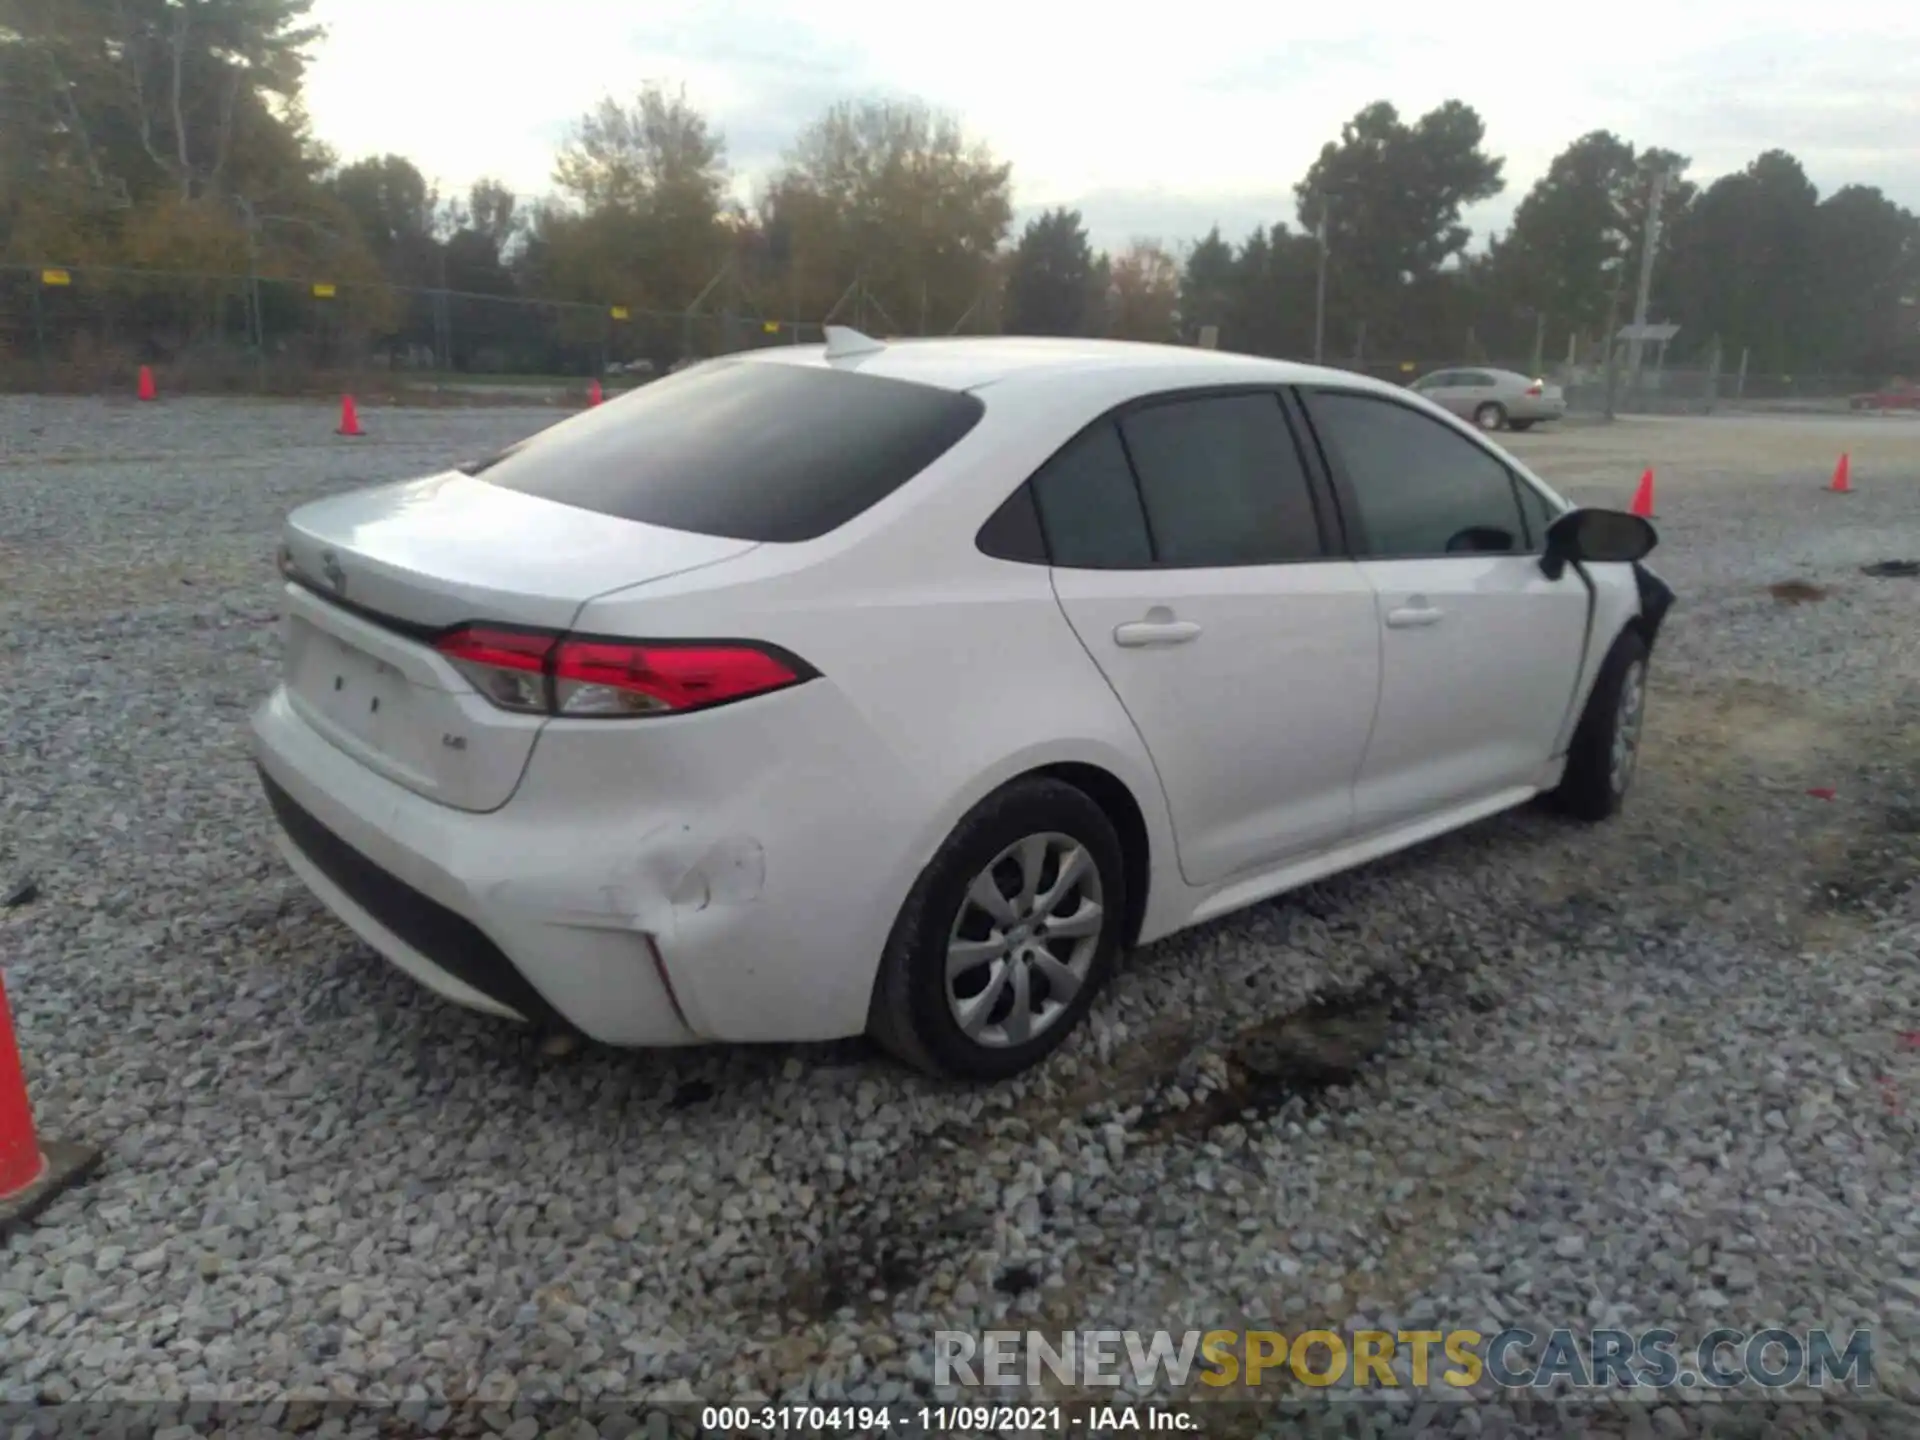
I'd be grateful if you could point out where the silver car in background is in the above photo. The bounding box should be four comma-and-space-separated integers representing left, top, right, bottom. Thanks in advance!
1410, 367, 1567, 432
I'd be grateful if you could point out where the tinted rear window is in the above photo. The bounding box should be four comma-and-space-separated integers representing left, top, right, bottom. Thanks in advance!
469, 360, 986, 543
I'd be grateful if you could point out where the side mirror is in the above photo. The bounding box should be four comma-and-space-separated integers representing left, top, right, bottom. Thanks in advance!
1540, 507, 1657, 579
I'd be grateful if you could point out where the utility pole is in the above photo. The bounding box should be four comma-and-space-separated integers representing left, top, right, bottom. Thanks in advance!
1313, 200, 1329, 365
434, 245, 452, 374
1625, 168, 1670, 397
1602, 285, 1623, 421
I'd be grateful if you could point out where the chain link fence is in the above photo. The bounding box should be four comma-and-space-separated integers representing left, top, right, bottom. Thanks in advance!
1190, 288, 1902, 417
0, 265, 829, 397
1, 262, 1897, 414
1321, 352, 1890, 418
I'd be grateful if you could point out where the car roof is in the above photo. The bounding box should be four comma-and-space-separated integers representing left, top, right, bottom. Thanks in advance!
735, 333, 1402, 400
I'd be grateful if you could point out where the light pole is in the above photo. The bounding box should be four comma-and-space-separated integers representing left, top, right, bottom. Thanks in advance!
1625, 168, 1671, 395
1313, 198, 1330, 365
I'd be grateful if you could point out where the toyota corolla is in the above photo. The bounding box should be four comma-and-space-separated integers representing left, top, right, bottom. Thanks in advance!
253, 331, 1674, 1080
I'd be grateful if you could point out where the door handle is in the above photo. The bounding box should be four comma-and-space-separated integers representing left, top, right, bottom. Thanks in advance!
1385, 604, 1443, 629
1113, 618, 1203, 647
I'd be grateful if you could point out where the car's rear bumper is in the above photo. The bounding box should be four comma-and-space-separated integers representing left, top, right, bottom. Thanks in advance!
254, 700, 699, 1045
250, 682, 911, 1046
1511, 398, 1567, 422
259, 767, 590, 1032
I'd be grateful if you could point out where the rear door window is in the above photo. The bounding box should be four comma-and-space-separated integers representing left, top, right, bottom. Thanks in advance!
1117, 392, 1324, 566
468, 360, 985, 543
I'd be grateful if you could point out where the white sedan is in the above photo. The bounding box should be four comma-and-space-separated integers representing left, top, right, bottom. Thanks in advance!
252, 331, 1675, 1081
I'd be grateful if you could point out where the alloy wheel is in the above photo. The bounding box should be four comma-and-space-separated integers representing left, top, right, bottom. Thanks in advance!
1611, 660, 1647, 794
944, 832, 1105, 1048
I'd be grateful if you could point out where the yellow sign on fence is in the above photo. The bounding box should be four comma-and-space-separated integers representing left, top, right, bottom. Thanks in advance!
41, 268, 71, 287
311, 282, 337, 299
610, 306, 630, 321
763, 320, 780, 334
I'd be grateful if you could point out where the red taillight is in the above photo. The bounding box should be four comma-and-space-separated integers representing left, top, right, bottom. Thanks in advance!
431, 625, 807, 718
1526, 380, 1544, 397
434, 625, 556, 714
552, 640, 803, 717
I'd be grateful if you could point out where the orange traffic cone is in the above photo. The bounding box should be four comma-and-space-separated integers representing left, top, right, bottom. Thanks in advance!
136, 365, 157, 402
337, 394, 363, 437
1828, 453, 1851, 493
1628, 468, 1656, 518
0, 973, 100, 1236
587, 378, 603, 407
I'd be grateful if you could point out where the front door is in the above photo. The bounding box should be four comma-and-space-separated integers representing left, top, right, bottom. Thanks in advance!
1296, 387, 1589, 834
1414, 371, 1466, 418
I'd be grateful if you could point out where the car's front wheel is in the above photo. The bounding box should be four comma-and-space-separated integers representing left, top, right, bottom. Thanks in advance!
1474, 402, 1508, 432
1550, 627, 1650, 822
868, 777, 1126, 1080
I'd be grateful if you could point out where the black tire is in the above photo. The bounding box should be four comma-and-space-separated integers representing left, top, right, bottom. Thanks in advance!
1474, 401, 1508, 432
868, 777, 1127, 1081
1550, 627, 1650, 823
1509, 419, 1535, 433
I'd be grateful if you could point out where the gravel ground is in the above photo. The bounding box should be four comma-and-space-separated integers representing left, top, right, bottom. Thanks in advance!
2, 397, 1919, 1437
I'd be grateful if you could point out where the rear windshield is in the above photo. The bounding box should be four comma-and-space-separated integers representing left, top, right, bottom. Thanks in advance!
466, 360, 986, 543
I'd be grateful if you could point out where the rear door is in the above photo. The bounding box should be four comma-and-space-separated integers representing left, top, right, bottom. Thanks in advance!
1295, 387, 1589, 835
1039, 389, 1381, 887
1454, 370, 1501, 419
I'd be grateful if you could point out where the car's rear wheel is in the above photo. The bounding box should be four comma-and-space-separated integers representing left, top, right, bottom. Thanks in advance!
1550, 627, 1650, 822
868, 777, 1126, 1080
1474, 402, 1508, 432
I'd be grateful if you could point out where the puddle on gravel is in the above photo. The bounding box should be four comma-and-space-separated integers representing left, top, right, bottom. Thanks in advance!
1862, 559, 1920, 579
1131, 997, 1391, 1137
1129, 970, 1475, 1142
1768, 579, 1830, 604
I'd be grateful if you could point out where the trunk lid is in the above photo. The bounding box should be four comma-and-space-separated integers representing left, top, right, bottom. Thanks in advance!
277, 471, 758, 811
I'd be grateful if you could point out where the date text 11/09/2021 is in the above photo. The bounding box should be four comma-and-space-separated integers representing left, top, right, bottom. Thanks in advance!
702, 1405, 1195, 1432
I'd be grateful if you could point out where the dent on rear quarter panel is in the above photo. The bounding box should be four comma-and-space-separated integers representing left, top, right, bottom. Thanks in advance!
477, 823, 765, 930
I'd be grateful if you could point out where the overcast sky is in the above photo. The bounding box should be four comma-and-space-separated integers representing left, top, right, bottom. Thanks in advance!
304, 0, 1920, 256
